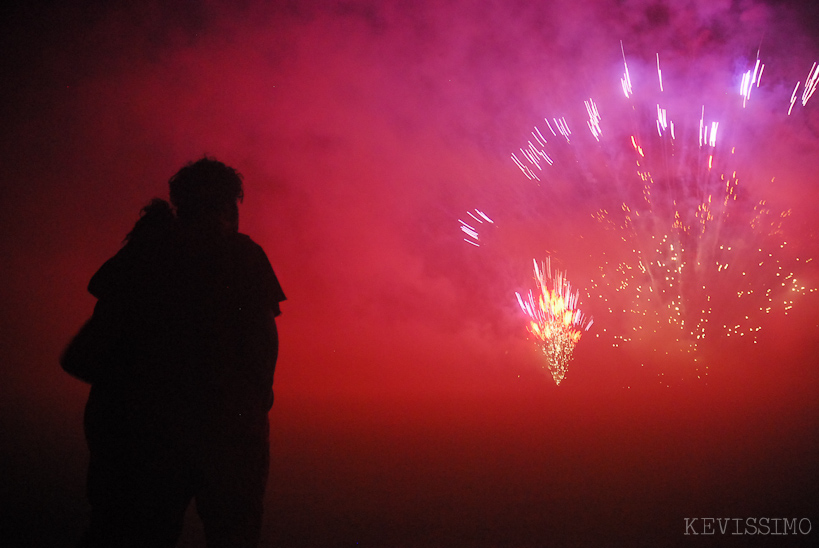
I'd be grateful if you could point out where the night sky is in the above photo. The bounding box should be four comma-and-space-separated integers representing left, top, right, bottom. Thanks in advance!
2, 1, 818, 546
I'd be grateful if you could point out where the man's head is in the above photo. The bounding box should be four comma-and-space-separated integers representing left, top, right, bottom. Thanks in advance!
169, 157, 244, 230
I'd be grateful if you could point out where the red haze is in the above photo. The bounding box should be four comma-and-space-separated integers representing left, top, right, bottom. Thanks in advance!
1, 1, 818, 546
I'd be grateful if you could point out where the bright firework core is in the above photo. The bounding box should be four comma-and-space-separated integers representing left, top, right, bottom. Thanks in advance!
516, 258, 593, 385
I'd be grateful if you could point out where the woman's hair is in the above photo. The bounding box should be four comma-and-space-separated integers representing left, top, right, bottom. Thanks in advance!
168, 156, 244, 222
124, 198, 176, 244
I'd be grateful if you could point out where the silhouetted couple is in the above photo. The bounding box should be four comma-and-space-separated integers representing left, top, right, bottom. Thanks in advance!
63, 158, 285, 547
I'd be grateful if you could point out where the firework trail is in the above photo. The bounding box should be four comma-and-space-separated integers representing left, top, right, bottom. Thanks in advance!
515, 258, 593, 385
459, 208, 494, 247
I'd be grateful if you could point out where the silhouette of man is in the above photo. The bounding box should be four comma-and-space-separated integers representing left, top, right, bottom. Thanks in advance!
74, 157, 285, 547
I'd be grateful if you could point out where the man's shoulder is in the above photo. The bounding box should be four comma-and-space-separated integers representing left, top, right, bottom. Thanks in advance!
230, 232, 269, 259
233, 231, 260, 247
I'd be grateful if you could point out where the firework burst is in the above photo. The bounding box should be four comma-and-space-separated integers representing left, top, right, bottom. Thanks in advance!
458, 43, 817, 384
505, 46, 817, 381
515, 258, 593, 385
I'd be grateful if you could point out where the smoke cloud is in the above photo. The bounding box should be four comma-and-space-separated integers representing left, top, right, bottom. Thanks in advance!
2, 1, 818, 545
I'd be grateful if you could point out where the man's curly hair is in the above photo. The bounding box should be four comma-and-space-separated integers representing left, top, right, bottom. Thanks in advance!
168, 156, 244, 221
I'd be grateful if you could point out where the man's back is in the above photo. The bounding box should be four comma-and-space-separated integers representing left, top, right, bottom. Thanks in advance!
87, 221, 282, 427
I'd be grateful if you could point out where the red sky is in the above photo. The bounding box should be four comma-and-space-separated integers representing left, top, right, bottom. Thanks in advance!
2, 1, 818, 546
